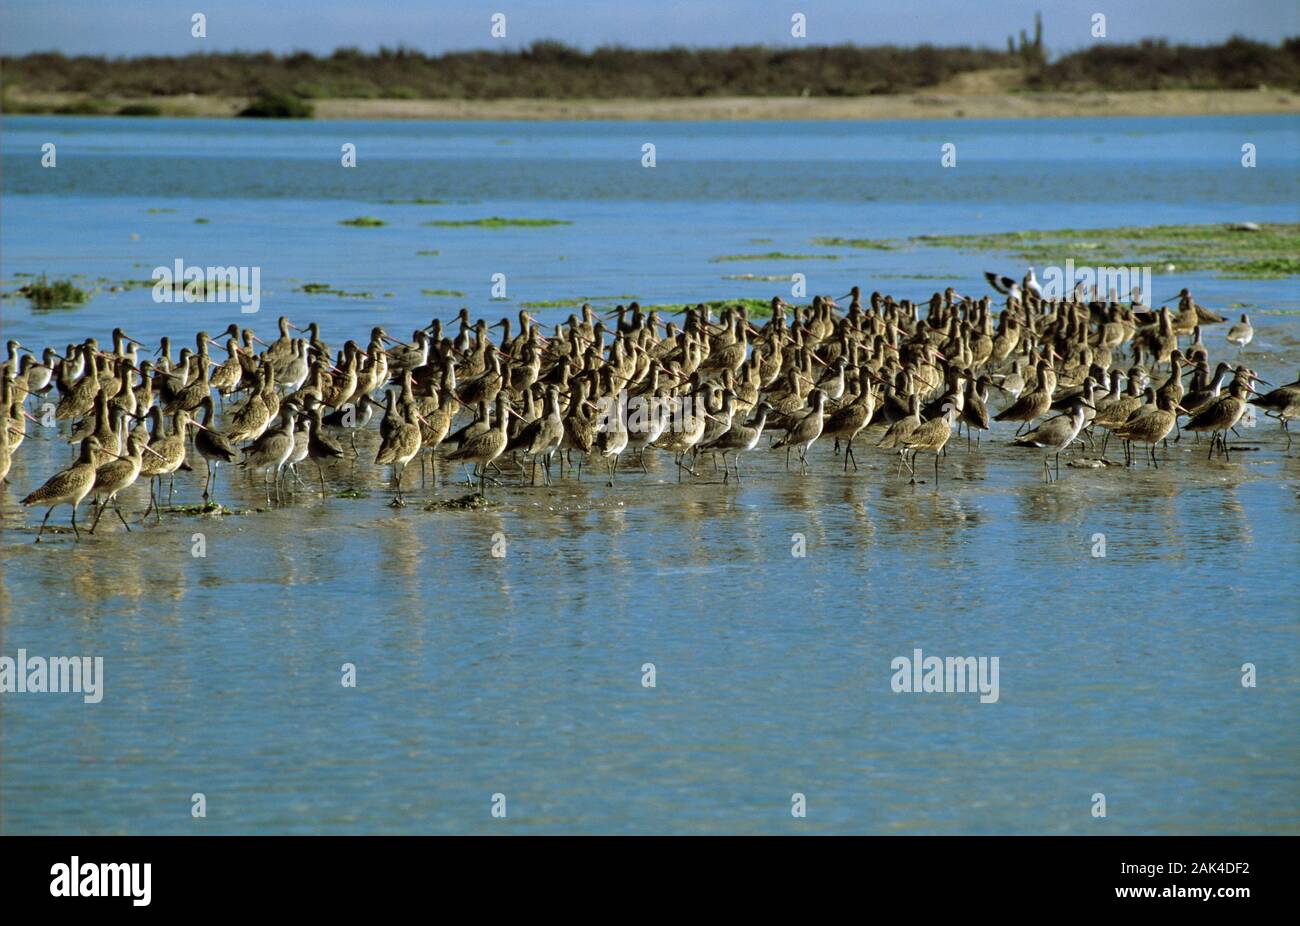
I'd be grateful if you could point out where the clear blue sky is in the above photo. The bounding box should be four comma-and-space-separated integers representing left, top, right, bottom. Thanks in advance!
1, 0, 1295, 56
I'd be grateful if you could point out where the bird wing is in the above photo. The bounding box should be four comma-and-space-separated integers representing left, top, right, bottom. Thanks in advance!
984, 271, 1015, 295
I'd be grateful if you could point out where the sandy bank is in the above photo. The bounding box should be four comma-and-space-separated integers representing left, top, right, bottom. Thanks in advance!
7, 88, 1298, 121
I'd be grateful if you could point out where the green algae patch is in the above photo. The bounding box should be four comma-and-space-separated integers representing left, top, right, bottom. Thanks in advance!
422, 288, 465, 297
912, 223, 1300, 278
339, 216, 387, 227
711, 251, 840, 263
297, 282, 374, 298
423, 217, 571, 228
519, 295, 640, 309
164, 503, 242, 516
520, 298, 586, 309
1223, 257, 1300, 279
520, 297, 582, 309
20, 276, 90, 309
812, 236, 897, 250
642, 297, 776, 317
425, 493, 498, 510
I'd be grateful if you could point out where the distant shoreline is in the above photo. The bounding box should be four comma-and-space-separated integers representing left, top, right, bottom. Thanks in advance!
6, 88, 1299, 121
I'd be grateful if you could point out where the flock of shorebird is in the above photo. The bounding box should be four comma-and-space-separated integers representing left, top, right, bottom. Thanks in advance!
2, 276, 1297, 542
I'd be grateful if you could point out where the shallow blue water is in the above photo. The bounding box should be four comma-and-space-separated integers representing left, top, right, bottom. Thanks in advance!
1, 114, 1298, 834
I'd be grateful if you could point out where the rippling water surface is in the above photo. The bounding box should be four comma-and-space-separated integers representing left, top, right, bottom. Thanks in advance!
1, 114, 1298, 833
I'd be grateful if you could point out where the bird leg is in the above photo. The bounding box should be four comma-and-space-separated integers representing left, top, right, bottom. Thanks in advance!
141, 477, 157, 522
35, 506, 54, 543
392, 463, 405, 506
